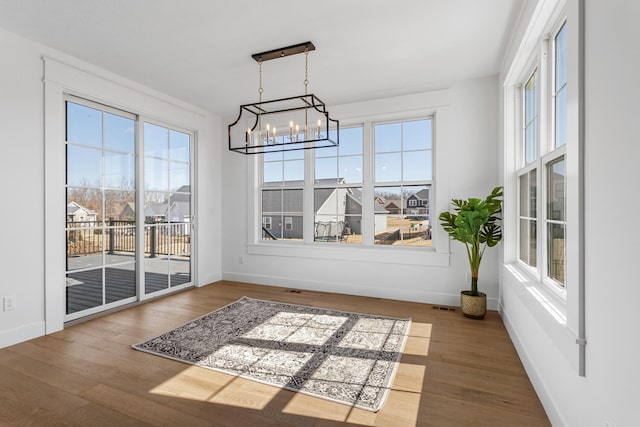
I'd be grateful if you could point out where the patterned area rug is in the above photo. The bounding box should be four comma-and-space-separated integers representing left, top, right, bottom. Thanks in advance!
133, 296, 411, 411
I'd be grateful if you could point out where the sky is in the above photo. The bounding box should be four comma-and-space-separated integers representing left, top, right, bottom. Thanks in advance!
263, 118, 433, 185
66, 102, 191, 203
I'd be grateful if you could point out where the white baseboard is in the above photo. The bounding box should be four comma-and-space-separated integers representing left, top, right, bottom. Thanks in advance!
499, 303, 565, 426
222, 271, 498, 310
0, 321, 46, 349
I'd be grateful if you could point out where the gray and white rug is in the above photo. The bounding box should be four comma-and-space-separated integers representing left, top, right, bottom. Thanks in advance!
133, 296, 411, 411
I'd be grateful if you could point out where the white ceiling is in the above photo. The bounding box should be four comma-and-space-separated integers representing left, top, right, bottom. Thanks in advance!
0, 0, 525, 117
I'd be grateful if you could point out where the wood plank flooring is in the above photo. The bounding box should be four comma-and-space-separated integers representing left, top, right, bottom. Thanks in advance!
0, 281, 550, 426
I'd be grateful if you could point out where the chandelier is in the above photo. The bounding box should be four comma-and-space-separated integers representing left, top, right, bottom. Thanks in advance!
228, 41, 339, 155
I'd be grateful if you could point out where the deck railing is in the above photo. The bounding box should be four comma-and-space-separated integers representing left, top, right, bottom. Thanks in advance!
66, 219, 190, 257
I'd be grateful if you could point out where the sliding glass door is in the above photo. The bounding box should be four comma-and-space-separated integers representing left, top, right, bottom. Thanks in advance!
65, 97, 193, 321
65, 98, 137, 318
143, 122, 192, 295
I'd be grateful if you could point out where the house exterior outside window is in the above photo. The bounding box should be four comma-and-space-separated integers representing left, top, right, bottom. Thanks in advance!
258, 118, 433, 248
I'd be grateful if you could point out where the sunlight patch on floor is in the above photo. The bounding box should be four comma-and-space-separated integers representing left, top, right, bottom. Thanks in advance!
373, 389, 422, 426
150, 366, 283, 409
149, 365, 235, 402
394, 363, 426, 393
404, 322, 432, 356
282, 392, 355, 421
208, 377, 283, 409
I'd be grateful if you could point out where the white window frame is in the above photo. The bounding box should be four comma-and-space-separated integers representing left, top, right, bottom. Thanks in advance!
372, 116, 434, 248
257, 117, 434, 248
517, 165, 538, 273
514, 14, 569, 298
502, 0, 584, 376
43, 56, 205, 335
246, 103, 452, 267
312, 124, 364, 245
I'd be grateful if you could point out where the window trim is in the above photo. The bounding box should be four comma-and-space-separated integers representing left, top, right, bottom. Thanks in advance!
256, 116, 435, 250
505, 3, 572, 307
44, 56, 206, 336
514, 13, 569, 297
246, 102, 452, 267
502, 0, 584, 375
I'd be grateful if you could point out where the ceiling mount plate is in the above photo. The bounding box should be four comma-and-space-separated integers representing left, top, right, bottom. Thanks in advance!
251, 41, 316, 63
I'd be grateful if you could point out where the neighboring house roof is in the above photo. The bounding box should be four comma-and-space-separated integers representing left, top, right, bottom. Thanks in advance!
416, 188, 429, 199
119, 202, 135, 215
172, 201, 190, 218
66, 201, 96, 216
142, 186, 191, 218
264, 185, 389, 216
171, 185, 190, 203
144, 201, 191, 220
348, 188, 388, 213
385, 200, 402, 210
144, 203, 167, 217
313, 188, 335, 212
263, 179, 342, 214
67, 203, 81, 216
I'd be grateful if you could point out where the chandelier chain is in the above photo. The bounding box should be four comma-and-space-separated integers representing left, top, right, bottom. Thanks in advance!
258, 60, 263, 102
304, 51, 309, 95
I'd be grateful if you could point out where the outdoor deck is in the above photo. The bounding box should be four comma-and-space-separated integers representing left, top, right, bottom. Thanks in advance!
66, 254, 190, 314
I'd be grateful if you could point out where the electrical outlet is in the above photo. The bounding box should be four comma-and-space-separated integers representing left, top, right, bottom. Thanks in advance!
3, 295, 16, 311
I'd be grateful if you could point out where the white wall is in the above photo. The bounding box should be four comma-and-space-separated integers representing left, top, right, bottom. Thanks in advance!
0, 27, 222, 348
221, 76, 501, 308
0, 28, 47, 346
499, 1, 640, 425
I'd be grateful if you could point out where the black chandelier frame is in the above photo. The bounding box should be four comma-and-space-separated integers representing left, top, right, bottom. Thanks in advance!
228, 41, 339, 155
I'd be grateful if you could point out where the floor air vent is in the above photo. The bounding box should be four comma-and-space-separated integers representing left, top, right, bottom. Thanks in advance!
432, 306, 457, 312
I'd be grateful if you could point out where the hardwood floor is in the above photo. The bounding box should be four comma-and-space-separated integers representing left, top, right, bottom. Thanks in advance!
0, 281, 550, 426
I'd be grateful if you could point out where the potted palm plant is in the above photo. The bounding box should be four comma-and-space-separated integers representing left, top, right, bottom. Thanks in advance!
439, 186, 503, 319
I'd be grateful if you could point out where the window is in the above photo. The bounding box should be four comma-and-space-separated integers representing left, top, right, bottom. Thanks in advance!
546, 156, 565, 284
502, 0, 583, 374
262, 217, 271, 229
524, 71, 538, 165
519, 170, 537, 267
259, 118, 433, 248
314, 126, 363, 244
547, 21, 567, 287
374, 118, 432, 247
261, 140, 303, 241
554, 22, 567, 148
516, 18, 567, 289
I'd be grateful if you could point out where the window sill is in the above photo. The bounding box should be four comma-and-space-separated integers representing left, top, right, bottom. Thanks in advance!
502, 261, 580, 372
504, 262, 568, 325
247, 242, 449, 267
